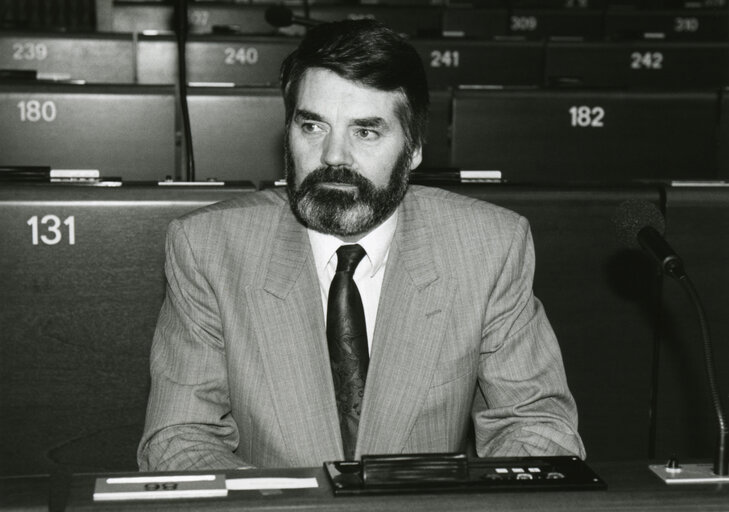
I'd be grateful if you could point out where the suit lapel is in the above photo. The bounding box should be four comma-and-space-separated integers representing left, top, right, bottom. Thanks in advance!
246, 205, 342, 464
357, 192, 457, 456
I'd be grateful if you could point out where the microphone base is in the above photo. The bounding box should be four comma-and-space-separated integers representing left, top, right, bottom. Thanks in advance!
649, 463, 729, 484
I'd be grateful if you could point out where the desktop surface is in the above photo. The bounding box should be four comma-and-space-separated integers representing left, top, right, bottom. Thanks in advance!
40, 461, 727, 512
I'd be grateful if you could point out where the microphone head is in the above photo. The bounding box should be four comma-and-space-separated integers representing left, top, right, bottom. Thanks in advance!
614, 200, 666, 249
265, 5, 294, 27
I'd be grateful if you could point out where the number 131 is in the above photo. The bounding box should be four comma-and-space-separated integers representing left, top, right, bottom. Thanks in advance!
27, 215, 75, 245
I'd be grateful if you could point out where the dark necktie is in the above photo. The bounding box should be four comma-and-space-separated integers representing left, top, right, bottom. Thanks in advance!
327, 244, 369, 460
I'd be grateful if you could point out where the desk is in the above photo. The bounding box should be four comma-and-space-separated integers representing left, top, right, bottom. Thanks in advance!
0, 475, 49, 512
49, 462, 727, 512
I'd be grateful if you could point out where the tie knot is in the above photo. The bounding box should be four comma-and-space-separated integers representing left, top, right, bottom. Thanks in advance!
335, 244, 366, 274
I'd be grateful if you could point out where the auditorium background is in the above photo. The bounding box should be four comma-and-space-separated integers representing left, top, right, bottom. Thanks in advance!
0, 0, 727, 478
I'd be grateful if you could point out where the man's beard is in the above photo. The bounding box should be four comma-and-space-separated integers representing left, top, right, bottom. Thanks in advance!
285, 145, 411, 238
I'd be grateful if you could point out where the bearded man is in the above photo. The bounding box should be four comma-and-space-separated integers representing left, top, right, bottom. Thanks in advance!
138, 20, 584, 471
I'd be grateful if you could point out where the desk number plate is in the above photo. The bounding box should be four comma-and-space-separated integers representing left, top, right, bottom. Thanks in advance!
93, 474, 228, 501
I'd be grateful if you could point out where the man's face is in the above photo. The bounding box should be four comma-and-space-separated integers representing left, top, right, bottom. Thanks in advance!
286, 67, 422, 239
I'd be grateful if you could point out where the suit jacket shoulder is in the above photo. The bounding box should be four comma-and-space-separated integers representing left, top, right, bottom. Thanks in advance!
401, 185, 529, 279
405, 185, 523, 233
176, 188, 288, 227
165, 188, 294, 282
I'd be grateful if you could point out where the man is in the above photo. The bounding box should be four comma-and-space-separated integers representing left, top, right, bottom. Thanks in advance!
138, 20, 584, 471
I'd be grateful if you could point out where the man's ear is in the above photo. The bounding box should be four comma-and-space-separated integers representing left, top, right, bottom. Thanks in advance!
409, 145, 423, 170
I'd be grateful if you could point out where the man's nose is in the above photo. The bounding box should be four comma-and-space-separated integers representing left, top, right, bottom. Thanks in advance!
321, 130, 353, 168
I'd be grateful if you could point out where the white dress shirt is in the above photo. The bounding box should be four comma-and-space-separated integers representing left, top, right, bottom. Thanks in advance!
307, 210, 398, 353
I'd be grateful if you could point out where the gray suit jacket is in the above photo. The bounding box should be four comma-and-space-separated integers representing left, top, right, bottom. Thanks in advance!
138, 185, 585, 471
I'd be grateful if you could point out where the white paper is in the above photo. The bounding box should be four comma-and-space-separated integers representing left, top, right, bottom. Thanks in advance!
106, 475, 217, 484
225, 477, 319, 490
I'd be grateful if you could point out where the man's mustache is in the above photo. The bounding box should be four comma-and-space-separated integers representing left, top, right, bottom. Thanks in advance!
301, 166, 373, 190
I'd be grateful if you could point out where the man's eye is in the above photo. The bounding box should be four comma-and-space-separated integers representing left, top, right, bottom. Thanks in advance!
301, 122, 323, 134
355, 128, 379, 140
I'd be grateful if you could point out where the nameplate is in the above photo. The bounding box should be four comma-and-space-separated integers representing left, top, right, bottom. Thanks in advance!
93, 474, 227, 501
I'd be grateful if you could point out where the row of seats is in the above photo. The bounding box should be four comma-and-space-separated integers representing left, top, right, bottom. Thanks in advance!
3, 0, 727, 35
108, 2, 729, 41
2, 83, 728, 185
2, 31, 728, 88
0, 0, 99, 32
2, 182, 726, 475
2, 2, 726, 187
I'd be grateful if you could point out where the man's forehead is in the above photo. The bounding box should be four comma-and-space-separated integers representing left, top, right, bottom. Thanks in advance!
295, 68, 405, 121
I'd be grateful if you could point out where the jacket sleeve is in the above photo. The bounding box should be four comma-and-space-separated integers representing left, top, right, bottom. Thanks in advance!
137, 219, 252, 471
473, 216, 586, 459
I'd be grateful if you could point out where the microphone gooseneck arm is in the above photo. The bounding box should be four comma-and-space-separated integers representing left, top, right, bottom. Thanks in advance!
675, 273, 728, 476
615, 200, 727, 475
646, 221, 729, 476
176, 0, 195, 181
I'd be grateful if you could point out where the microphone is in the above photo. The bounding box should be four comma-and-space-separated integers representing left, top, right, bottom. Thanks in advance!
265, 5, 321, 28
175, 0, 196, 181
615, 200, 728, 478
613, 200, 686, 280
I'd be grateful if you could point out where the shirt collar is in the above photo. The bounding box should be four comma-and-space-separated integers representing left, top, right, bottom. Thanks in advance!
307, 209, 399, 278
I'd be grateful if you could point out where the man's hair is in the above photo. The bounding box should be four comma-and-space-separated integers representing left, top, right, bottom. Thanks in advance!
280, 19, 429, 152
